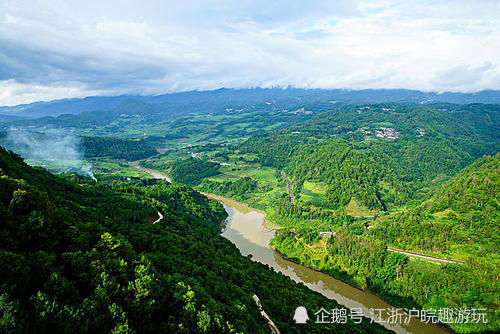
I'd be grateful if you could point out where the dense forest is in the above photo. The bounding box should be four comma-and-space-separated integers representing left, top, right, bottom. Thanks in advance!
81, 136, 158, 160
2, 99, 498, 333
241, 134, 474, 211
292, 103, 499, 152
268, 153, 500, 333
198, 177, 258, 201
0, 132, 158, 162
157, 157, 220, 186
236, 103, 500, 333
370, 153, 500, 257
0, 146, 392, 333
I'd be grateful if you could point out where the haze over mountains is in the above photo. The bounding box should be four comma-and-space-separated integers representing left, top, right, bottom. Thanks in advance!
1, 88, 500, 122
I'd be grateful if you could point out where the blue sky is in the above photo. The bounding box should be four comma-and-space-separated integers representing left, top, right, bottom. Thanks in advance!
0, 0, 499, 105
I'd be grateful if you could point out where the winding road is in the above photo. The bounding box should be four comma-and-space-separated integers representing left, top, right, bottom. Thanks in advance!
279, 171, 294, 204
152, 210, 163, 224
253, 294, 281, 334
387, 248, 465, 264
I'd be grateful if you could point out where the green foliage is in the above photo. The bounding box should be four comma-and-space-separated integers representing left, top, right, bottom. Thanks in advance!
0, 146, 387, 333
266, 153, 500, 332
241, 103, 500, 333
168, 158, 220, 186
241, 103, 498, 211
243, 136, 472, 211
81, 136, 157, 160
4, 100, 499, 333
198, 177, 257, 200
371, 153, 500, 257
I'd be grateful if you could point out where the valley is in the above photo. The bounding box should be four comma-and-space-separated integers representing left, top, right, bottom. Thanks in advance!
3, 2, 499, 333
0, 92, 498, 333
129, 100, 498, 333
139, 160, 448, 334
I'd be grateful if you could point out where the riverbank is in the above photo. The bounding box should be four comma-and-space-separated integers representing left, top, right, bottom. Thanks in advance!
218, 197, 448, 334
200, 192, 449, 334
130, 163, 449, 334
208, 194, 436, 321
272, 245, 368, 292
128, 160, 172, 182
198, 192, 282, 231
271, 246, 454, 333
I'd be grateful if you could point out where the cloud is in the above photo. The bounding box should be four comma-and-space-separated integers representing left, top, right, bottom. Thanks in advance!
431, 62, 498, 91
0, 0, 499, 105
0, 80, 101, 106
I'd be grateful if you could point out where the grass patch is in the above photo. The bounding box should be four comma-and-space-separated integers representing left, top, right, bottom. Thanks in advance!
345, 198, 373, 217
300, 181, 327, 203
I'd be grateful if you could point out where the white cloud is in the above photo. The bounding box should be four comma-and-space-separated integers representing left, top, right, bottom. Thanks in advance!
0, 79, 102, 106
431, 62, 498, 91
0, 0, 499, 105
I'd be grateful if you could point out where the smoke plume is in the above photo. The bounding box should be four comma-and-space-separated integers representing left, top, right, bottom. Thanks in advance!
1, 128, 96, 180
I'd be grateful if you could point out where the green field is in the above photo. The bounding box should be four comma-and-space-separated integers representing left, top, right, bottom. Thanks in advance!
90, 159, 152, 180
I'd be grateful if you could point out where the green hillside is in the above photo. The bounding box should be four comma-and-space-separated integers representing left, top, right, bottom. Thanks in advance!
271, 154, 500, 333
81, 136, 158, 160
240, 103, 499, 212
372, 153, 500, 258
234, 103, 500, 333
0, 146, 388, 333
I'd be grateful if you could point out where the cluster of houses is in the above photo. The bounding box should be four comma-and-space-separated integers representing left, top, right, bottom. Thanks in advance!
374, 127, 400, 139
356, 127, 400, 139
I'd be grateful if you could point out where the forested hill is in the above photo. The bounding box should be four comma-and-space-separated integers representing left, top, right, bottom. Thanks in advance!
247, 103, 499, 159
270, 153, 500, 332
371, 153, 500, 257
0, 132, 158, 162
240, 103, 499, 212
81, 136, 158, 160
0, 146, 388, 333
425, 153, 499, 220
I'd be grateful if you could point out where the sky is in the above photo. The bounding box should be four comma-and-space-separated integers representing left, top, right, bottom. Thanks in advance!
0, 0, 499, 106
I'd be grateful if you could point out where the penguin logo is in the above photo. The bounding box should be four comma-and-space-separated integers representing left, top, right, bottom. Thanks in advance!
293, 306, 309, 324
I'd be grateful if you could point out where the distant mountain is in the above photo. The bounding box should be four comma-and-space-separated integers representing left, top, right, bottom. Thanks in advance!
1, 88, 499, 121
292, 102, 500, 152
4, 99, 163, 129
0, 95, 129, 119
